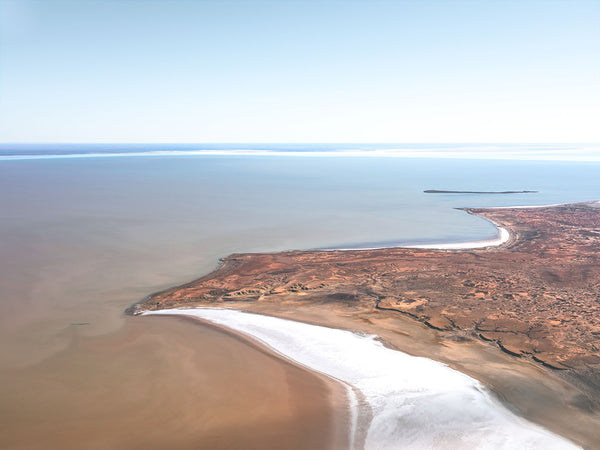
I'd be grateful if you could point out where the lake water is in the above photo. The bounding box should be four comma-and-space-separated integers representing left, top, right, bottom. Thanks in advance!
0, 144, 598, 447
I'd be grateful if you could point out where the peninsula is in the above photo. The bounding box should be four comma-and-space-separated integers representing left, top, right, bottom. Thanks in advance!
132, 201, 600, 447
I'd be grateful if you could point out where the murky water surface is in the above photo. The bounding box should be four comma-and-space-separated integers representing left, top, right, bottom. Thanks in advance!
1, 150, 598, 447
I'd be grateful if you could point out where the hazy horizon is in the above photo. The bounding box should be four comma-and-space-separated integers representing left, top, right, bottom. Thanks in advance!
1, 142, 600, 162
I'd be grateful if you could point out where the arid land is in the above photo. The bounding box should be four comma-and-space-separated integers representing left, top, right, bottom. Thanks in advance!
133, 201, 600, 448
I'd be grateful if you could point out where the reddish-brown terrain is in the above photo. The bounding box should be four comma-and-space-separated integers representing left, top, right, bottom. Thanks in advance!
134, 202, 600, 404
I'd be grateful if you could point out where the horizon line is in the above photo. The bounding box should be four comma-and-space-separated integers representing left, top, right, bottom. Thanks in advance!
1, 141, 599, 145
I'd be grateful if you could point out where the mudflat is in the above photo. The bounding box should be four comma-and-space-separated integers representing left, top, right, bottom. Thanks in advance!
135, 201, 600, 448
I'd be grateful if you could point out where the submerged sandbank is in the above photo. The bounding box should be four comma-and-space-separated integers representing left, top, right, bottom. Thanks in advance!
145, 308, 579, 449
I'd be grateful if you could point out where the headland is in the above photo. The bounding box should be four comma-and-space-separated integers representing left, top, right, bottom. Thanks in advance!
132, 201, 600, 447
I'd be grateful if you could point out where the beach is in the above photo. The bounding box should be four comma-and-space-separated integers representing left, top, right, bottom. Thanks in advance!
144, 308, 579, 449
179, 302, 594, 448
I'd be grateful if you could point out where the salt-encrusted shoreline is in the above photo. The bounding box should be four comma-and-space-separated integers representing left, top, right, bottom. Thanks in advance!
320, 225, 510, 252
403, 226, 510, 250
143, 308, 579, 449
330, 201, 598, 252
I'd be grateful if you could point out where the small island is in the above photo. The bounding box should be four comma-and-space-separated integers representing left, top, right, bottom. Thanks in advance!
424, 189, 538, 194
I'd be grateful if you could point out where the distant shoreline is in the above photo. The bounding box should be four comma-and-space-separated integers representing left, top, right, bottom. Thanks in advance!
424, 189, 538, 194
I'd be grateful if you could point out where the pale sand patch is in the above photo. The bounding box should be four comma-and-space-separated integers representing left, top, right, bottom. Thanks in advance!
186, 300, 599, 449
147, 307, 579, 449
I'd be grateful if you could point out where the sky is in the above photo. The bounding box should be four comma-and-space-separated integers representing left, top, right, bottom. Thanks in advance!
0, 0, 598, 143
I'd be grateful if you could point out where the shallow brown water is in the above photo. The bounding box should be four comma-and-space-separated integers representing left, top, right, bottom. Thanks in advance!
0, 315, 344, 449
0, 157, 364, 450
3, 155, 600, 449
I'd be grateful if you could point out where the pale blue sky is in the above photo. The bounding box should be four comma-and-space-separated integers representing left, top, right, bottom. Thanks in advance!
1, 0, 598, 143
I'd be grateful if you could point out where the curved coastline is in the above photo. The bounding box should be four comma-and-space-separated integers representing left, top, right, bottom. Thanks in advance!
143, 308, 578, 449
128, 204, 515, 315
319, 224, 510, 252
402, 225, 510, 250
131, 201, 600, 448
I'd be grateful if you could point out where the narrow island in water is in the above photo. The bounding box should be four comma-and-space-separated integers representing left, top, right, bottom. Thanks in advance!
424, 189, 538, 194
130, 201, 600, 448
